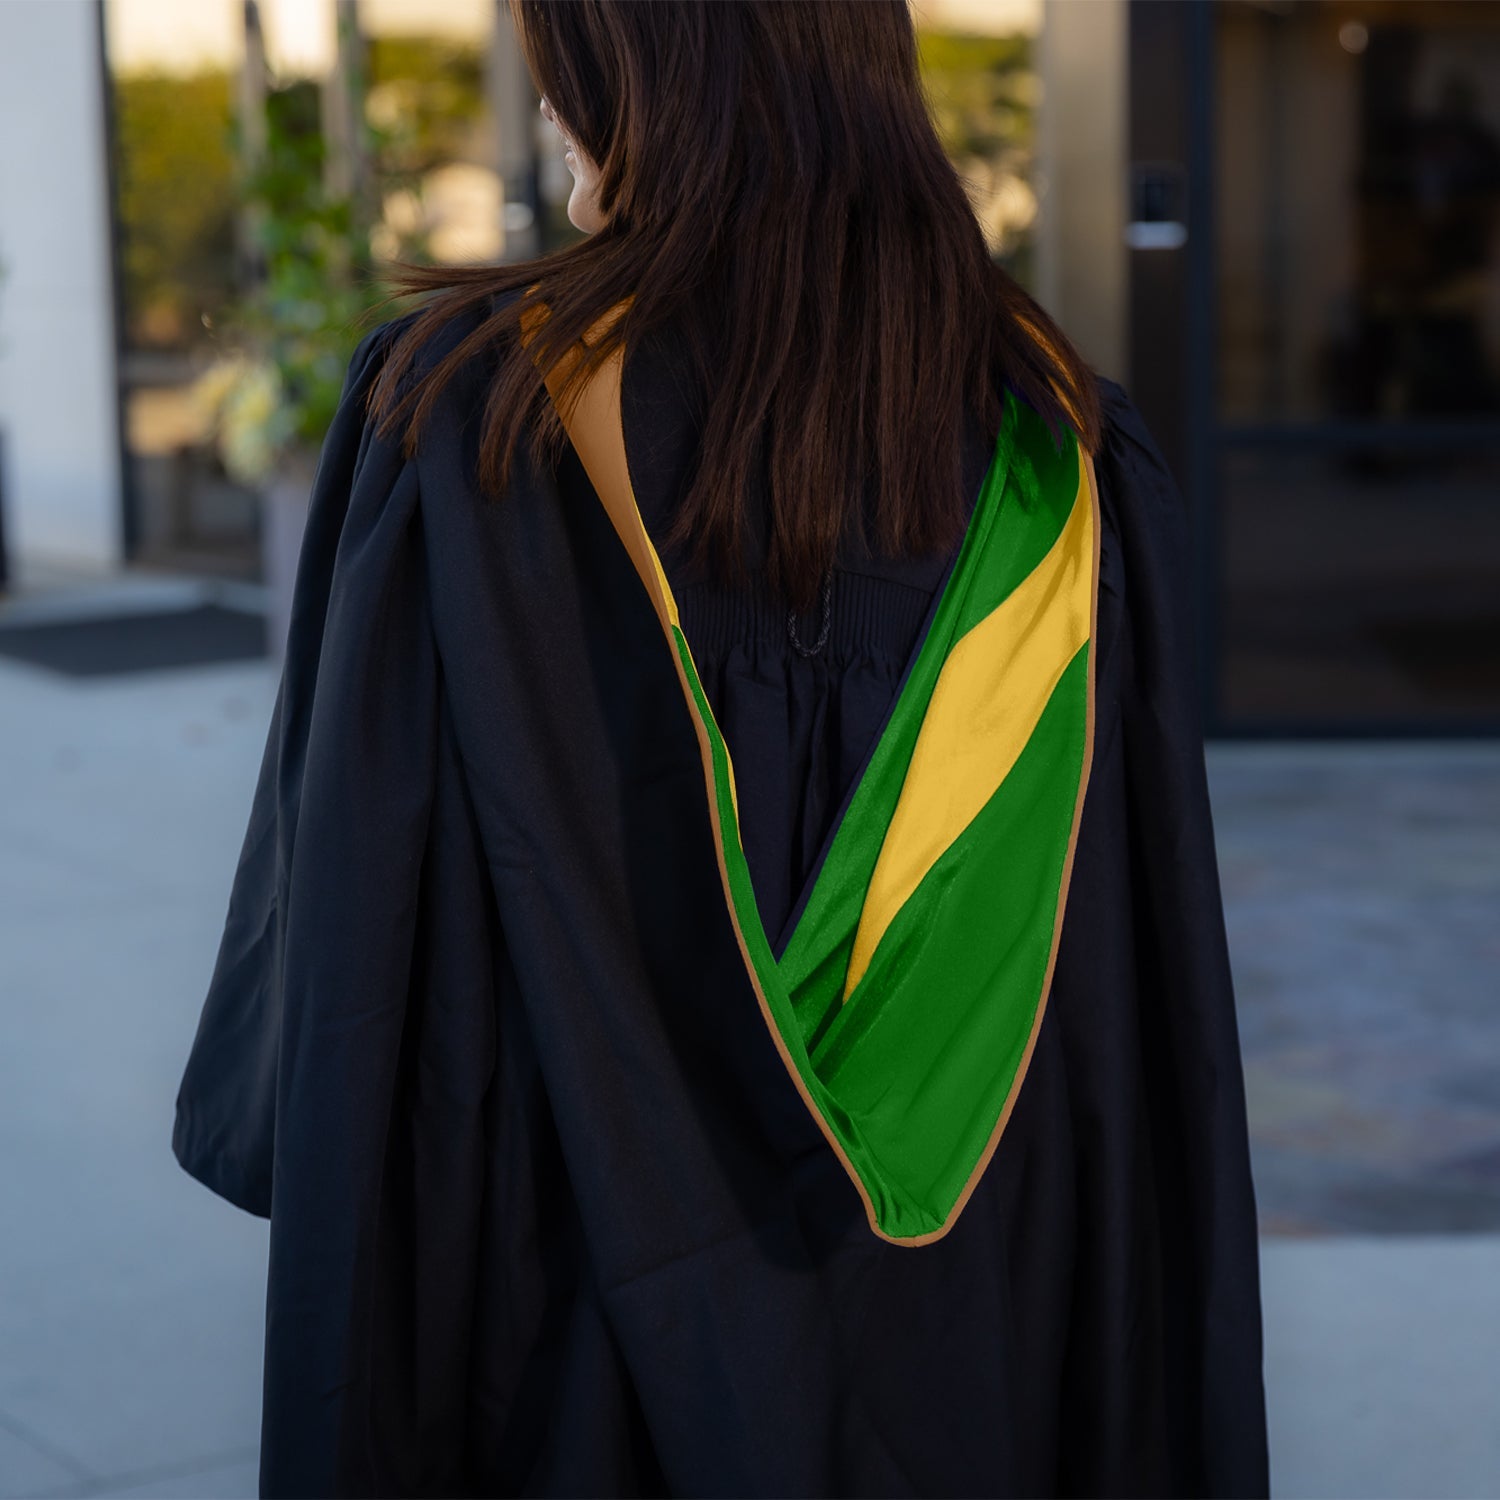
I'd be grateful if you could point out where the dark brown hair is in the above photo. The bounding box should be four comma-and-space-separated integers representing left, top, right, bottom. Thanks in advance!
366, 0, 1103, 613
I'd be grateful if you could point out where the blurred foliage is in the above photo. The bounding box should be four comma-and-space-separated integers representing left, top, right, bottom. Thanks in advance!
366, 35, 487, 178
112, 69, 237, 349
222, 77, 378, 471
916, 28, 1038, 276
111, 36, 485, 356
120, 27, 497, 481
917, 30, 1034, 159
200, 53, 430, 484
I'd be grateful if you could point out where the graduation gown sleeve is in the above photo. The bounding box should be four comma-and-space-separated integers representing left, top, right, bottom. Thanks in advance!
1026, 374, 1269, 1496
171, 312, 506, 1494
170, 316, 425, 1217
1103, 378, 1268, 1496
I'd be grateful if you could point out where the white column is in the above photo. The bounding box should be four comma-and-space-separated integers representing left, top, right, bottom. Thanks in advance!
0, 0, 125, 580
1036, 0, 1129, 382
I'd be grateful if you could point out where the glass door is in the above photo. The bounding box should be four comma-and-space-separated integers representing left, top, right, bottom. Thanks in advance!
1211, 0, 1500, 732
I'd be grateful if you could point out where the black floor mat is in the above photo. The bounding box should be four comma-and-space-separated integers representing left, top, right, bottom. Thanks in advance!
0, 603, 268, 678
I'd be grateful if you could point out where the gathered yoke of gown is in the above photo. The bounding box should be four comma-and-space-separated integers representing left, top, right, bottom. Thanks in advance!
171, 296, 1268, 1499
618, 319, 1001, 952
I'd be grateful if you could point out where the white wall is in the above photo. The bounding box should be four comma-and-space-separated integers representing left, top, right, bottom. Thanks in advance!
0, 0, 124, 579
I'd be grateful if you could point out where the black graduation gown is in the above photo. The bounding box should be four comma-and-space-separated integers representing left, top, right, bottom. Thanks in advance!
172, 303, 1268, 1499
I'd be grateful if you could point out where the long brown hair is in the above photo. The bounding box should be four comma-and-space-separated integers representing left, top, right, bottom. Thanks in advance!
366, 0, 1103, 613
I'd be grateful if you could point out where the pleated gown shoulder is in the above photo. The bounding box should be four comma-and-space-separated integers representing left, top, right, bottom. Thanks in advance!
172, 298, 1269, 1499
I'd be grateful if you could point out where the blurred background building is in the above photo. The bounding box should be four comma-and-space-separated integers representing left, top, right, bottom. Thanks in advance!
1, 0, 1493, 731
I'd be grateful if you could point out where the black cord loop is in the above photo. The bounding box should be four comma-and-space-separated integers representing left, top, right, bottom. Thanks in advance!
786, 566, 834, 657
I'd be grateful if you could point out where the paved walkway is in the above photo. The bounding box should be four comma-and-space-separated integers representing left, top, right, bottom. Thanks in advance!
0, 654, 271, 1499
1209, 742, 1500, 1235
0, 635, 1496, 1497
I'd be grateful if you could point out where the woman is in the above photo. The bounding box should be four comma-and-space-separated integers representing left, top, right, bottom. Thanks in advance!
173, 2, 1268, 1495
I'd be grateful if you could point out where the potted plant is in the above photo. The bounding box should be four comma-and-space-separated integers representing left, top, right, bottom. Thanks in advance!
193, 66, 428, 659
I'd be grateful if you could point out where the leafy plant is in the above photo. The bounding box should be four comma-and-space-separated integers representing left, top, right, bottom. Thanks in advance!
197, 48, 430, 485
916, 27, 1038, 274
113, 68, 238, 349
365, 34, 487, 179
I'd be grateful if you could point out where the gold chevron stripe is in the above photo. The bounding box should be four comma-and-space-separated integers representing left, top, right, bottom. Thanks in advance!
841, 457, 1094, 1002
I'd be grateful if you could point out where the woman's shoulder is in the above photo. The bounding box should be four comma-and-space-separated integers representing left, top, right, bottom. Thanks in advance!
1082, 371, 1198, 616
1089, 373, 1187, 535
346, 296, 503, 397
1081, 372, 1213, 758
